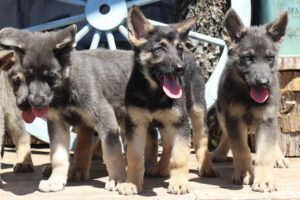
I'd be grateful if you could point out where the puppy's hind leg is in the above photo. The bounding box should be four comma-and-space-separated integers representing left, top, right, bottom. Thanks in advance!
189, 105, 218, 177
146, 126, 172, 177
96, 103, 126, 191
5, 113, 34, 173
39, 119, 70, 192
69, 126, 94, 182
144, 126, 159, 176
210, 119, 231, 162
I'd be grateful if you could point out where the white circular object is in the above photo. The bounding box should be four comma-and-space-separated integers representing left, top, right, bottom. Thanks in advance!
85, 0, 127, 31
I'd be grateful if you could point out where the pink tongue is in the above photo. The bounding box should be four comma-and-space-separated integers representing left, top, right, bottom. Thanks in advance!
32, 106, 49, 118
250, 87, 269, 103
162, 75, 182, 99
22, 110, 36, 123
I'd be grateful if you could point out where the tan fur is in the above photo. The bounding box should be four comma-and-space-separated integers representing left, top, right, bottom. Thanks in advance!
175, 17, 197, 36
168, 136, 190, 194
211, 113, 231, 162
124, 106, 191, 194
69, 126, 94, 182
218, 111, 254, 185
122, 112, 148, 194
39, 119, 70, 192
189, 105, 218, 176
144, 129, 159, 175
128, 35, 148, 47
229, 103, 245, 118
145, 126, 173, 177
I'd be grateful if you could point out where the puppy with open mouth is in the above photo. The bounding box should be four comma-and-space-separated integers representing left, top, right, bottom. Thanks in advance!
215, 8, 288, 192
118, 6, 218, 195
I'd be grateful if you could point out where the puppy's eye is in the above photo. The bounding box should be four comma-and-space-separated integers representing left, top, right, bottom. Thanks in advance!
153, 46, 166, 55
266, 55, 275, 63
12, 76, 21, 87
48, 72, 57, 79
241, 54, 253, 64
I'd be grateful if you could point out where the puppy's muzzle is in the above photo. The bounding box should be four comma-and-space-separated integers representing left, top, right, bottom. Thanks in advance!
175, 63, 184, 76
29, 95, 47, 107
255, 77, 269, 87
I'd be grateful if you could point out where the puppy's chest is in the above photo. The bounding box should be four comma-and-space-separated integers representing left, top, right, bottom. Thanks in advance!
228, 103, 276, 125
47, 107, 95, 127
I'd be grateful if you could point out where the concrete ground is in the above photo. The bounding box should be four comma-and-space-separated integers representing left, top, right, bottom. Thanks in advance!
0, 147, 300, 200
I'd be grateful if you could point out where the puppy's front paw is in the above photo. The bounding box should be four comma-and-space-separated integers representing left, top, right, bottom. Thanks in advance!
252, 167, 277, 192
199, 166, 219, 177
39, 176, 66, 192
274, 157, 290, 168
252, 179, 277, 192
13, 162, 34, 173
232, 170, 253, 185
68, 168, 90, 182
118, 182, 141, 195
167, 177, 190, 195
105, 179, 122, 191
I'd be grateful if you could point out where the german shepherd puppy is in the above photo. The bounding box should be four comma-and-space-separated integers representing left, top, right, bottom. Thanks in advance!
0, 26, 136, 192
215, 9, 288, 192
0, 50, 34, 188
0, 27, 168, 186
118, 7, 217, 195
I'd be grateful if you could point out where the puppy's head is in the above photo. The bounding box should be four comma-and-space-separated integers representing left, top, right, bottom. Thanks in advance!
0, 49, 32, 122
224, 8, 288, 103
127, 6, 196, 99
0, 25, 77, 119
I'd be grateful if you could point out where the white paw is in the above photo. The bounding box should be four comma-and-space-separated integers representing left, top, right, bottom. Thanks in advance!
105, 179, 120, 191
252, 180, 277, 192
118, 182, 141, 195
274, 158, 290, 168
39, 176, 67, 192
167, 177, 190, 195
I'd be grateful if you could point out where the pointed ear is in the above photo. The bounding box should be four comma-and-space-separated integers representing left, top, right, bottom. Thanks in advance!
0, 50, 15, 71
266, 11, 288, 43
127, 6, 154, 47
0, 27, 25, 51
223, 8, 246, 43
174, 17, 196, 42
55, 24, 77, 50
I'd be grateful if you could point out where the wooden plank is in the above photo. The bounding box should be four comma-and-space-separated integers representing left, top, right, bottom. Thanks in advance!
278, 57, 300, 71
0, 148, 300, 199
279, 133, 300, 157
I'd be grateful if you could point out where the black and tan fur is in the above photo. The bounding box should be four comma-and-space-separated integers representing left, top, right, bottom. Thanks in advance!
0, 26, 143, 192
118, 7, 217, 195
0, 50, 34, 188
0, 26, 168, 187
214, 9, 288, 192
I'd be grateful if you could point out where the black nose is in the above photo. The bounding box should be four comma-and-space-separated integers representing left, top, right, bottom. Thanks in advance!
256, 77, 269, 87
175, 63, 184, 76
29, 95, 44, 107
